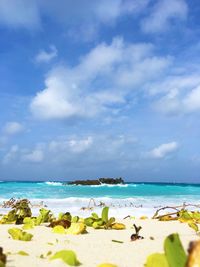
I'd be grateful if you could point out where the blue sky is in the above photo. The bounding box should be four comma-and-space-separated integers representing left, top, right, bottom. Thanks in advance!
0, 0, 200, 182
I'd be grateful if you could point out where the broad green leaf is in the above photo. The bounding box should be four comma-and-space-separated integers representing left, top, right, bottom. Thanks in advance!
145, 253, 169, 267
164, 233, 187, 267
0, 261, 5, 267
191, 211, 200, 221
91, 213, 99, 219
36, 208, 52, 225
92, 221, 102, 229
22, 218, 35, 230
105, 217, 115, 228
84, 217, 94, 227
66, 223, 86, 235
50, 250, 81, 266
72, 216, 79, 223
58, 212, 72, 221
17, 251, 29, 256
178, 210, 192, 222
101, 207, 109, 223
52, 225, 66, 234
8, 228, 33, 241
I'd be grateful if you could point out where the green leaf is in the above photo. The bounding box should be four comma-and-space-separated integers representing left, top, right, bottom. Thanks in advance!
17, 251, 29, 256
36, 208, 52, 225
101, 207, 109, 223
22, 217, 36, 230
91, 213, 99, 219
50, 250, 81, 266
58, 212, 72, 221
145, 253, 169, 267
0, 261, 5, 267
111, 223, 125, 230
8, 228, 33, 241
66, 223, 86, 235
164, 233, 187, 267
84, 217, 94, 227
188, 222, 199, 232
52, 225, 66, 234
71, 216, 79, 223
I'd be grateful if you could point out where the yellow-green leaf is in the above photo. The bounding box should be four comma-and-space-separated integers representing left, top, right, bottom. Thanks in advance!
188, 222, 199, 232
164, 233, 187, 267
50, 250, 81, 266
17, 251, 29, 256
111, 223, 125, 230
66, 223, 86, 235
145, 253, 169, 267
52, 225, 66, 234
8, 228, 33, 241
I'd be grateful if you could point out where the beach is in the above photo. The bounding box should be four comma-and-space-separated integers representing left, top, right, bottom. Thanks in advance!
0, 218, 199, 267
0, 182, 200, 266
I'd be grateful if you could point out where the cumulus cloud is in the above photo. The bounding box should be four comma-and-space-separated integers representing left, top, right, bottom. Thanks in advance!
0, 0, 40, 29
2, 145, 19, 164
22, 149, 44, 163
35, 45, 57, 63
183, 86, 200, 112
3, 122, 24, 135
154, 85, 200, 115
149, 142, 178, 159
49, 136, 93, 154
0, 0, 149, 37
141, 0, 188, 33
30, 38, 171, 120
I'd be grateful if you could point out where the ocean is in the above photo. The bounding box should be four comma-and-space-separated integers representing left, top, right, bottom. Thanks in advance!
0, 181, 200, 217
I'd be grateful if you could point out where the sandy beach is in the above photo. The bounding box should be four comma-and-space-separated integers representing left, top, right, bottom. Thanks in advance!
0, 218, 199, 267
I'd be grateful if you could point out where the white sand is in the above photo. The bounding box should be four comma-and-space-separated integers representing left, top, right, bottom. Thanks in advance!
0, 218, 199, 267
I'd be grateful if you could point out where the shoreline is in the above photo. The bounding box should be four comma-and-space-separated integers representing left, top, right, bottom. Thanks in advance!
1, 197, 200, 218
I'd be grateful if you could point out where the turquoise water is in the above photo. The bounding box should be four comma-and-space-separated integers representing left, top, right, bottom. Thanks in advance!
0, 181, 200, 217
0, 181, 200, 199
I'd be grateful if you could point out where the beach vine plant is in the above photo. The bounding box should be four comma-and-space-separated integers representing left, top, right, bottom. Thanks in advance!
84, 207, 125, 230
144, 233, 200, 267
152, 204, 200, 233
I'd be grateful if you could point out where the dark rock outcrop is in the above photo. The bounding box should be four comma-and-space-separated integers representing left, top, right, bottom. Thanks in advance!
68, 177, 124, 185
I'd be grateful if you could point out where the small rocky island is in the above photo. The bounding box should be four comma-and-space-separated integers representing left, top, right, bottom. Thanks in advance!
68, 177, 124, 185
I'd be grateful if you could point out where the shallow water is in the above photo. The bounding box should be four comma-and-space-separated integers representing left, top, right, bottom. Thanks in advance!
0, 181, 200, 217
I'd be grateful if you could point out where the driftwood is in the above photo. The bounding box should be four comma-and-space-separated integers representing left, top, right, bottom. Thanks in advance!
152, 203, 200, 220
80, 198, 106, 211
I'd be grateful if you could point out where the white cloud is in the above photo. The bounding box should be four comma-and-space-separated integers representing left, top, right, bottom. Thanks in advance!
22, 149, 44, 163
0, 0, 40, 29
154, 84, 200, 115
69, 137, 93, 153
35, 45, 57, 63
30, 38, 170, 120
149, 142, 178, 159
183, 86, 200, 112
3, 122, 24, 135
141, 0, 188, 33
49, 136, 93, 154
2, 145, 19, 164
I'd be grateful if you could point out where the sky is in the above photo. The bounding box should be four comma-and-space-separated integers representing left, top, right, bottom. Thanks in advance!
0, 0, 200, 182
